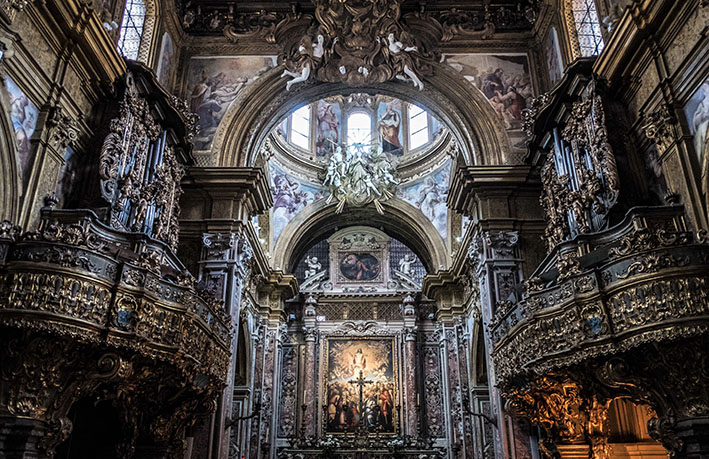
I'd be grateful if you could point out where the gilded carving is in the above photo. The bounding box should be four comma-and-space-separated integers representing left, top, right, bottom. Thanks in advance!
278, 0, 434, 90
98, 72, 184, 251
641, 105, 677, 155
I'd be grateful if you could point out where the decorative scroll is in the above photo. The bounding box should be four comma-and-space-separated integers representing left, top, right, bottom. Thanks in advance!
98, 72, 184, 251
279, 0, 434, 90
539, 83, 619, 251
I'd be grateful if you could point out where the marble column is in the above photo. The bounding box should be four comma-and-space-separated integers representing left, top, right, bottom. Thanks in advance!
402, 294, 419, 437
470, 230, 533, 459
302, 295, 318, 438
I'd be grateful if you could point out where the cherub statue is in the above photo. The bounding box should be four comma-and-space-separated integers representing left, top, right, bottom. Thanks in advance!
364, 175, 382, 197
398, 254, 416, 276
304, 256, 322, 279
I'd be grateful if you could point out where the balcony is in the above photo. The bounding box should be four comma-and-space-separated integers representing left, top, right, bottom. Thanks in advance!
0, 209, 231, 457
490, 206, 709, 456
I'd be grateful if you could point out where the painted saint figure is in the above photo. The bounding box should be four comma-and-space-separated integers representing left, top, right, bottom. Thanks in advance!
316, 101, 340, 157
692, 80, 709, 208
378, 103, 402, 154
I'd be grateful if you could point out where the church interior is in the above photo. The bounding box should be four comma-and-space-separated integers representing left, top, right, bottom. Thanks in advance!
0, 0, 708, 458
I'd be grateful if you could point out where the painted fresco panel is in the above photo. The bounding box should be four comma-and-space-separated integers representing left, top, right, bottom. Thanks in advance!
316, 99, 342, 157
377, 98, 404, 156
685, 77, 709, 164
545, 27, 564, 86
324, 338, 397, 434
156, 32, 175, 88
441, 53, 534, 130
3, 77, 38, 187
397, 160, 451, 240
186, 56, 277, 150
271, 163, 324, 243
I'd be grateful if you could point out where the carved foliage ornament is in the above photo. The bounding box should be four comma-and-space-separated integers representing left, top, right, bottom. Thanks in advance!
279, 0, 434, 90
98, 72, 184, 252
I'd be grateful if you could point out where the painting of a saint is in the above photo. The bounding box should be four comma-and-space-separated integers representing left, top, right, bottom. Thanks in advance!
325, 338, 396, 433
441, 54, 534, 130
3, 77, 38, 188
685, 78, 709, 209
377, 99, 403, 155
339, 253, 381, 281
316, 100, 341, 157
186, 56, 277, 150
156, 32, 174, 88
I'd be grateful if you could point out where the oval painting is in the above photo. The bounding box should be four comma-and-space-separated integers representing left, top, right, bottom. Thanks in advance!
339, 253, 381, 281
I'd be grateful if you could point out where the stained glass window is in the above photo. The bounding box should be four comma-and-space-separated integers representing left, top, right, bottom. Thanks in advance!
408, 104, 429, 150
571, 0, 604, 57
291, 105, 311, 149
117, 0, 146, 60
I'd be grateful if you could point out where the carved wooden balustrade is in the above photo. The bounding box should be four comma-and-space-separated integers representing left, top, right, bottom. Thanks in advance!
0, 210, 232, 457
490, 206, 709, 457
491, 61, 709, 458
0, 63, 227, 458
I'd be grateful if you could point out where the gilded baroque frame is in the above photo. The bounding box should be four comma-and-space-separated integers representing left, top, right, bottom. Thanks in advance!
318, 324, 402, 436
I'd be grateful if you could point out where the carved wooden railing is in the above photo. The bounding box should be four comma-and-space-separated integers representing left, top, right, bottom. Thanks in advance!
0, 210, 231, 456
490, 205, 709, 380
489, 206, 709, 456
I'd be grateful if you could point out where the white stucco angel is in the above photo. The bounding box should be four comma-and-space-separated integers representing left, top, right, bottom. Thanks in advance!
382, 32, 425, 91
282, 35, 325, 91
304, 256, 322, 279
398, 254, 416, 276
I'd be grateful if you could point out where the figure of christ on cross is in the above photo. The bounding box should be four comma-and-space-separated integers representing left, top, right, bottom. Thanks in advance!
348, 370, 374, 431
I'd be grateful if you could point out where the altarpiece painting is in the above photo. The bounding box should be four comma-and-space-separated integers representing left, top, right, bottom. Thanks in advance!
323, 337, 397, 434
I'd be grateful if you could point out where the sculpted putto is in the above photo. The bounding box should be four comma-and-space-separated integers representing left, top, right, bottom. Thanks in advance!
322, 143, 398, 214
279, 0, 431, 90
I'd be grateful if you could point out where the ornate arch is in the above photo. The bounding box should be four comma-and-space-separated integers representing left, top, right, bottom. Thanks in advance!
211, 61, 511, 168
271, 198, 449, 274
0, 79, 21, 222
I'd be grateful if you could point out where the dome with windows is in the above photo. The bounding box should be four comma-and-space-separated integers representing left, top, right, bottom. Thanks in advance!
265, 93, 457, 249
274, 94, 446, 164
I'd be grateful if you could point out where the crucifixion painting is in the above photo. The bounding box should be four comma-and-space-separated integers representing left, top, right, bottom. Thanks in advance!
324, 338, 397, 433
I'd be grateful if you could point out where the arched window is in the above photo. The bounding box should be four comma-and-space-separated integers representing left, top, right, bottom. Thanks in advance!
290, 105, 311, 150
347, 112, 372, 147
569, 0, 605, 57
117, 0, 147, 60
408, 104, 429, 150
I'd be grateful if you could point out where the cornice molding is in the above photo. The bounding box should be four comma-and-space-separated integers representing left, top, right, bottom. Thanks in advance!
447, 164, 539, 217
181, 166, 273, 219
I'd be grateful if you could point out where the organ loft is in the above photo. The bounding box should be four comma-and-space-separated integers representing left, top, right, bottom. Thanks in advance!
0, 0, 708, 458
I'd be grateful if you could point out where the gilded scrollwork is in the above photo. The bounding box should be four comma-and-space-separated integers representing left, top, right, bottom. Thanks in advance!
98, 72, 184, 252
278, 0, 434, 90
